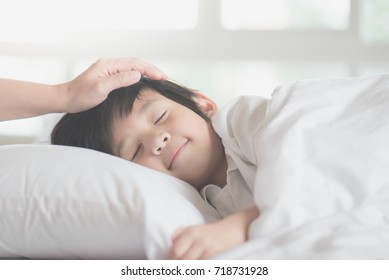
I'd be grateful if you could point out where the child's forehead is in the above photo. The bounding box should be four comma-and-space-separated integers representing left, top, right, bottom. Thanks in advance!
132, 88, 166, 111
138, 87, 160, 97
137, 87, 164, 102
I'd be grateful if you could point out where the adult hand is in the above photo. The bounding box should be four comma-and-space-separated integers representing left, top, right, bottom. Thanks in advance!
0, 57, 167, 121
62, 57, 167, 113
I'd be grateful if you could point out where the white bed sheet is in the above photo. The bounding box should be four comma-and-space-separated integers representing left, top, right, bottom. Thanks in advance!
215, 74, 389, 259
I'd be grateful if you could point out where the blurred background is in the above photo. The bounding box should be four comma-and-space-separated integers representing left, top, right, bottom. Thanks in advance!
0, 0, 388, 145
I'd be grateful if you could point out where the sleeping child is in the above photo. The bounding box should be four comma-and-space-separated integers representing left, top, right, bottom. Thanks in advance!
51, 73, 389, 259
51, 77, 262, 259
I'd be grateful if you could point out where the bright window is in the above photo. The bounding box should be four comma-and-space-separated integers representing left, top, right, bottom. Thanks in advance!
221, 0, 350, 30
63, 0, 198, 30
361, 0, 389, 43
154, 60, 350, 106
0, 0, 198, 42
0, 0, 388, 145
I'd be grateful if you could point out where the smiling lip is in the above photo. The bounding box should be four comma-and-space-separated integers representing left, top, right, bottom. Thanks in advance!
169, 141, 188, 170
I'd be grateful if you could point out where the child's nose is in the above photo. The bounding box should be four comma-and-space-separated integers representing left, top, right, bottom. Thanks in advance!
152, 132, 171, 155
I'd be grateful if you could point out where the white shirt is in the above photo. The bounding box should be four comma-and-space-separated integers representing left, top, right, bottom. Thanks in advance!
200, 95, 269, 217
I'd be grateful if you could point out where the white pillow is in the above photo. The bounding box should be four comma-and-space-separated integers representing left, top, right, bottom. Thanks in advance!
0, 144, 220, 259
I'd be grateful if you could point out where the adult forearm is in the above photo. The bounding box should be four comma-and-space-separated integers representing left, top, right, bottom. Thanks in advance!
0, 78, 66, 121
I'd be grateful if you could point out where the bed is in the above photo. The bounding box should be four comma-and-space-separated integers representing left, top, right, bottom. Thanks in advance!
1, 74, 389, 259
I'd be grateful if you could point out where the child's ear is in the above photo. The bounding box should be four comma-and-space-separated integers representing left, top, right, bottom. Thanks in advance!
193, 91, 218, 117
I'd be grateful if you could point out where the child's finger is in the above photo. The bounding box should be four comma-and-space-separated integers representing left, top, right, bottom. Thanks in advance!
168, 229, 194, 259
179, 241, 206, 260
171, 227, 186, 241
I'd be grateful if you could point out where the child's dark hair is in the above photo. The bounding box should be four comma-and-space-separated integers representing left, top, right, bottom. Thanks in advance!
51, 78, 210, 155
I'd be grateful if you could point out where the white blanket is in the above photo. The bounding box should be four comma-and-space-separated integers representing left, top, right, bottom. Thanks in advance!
216, 74, 389, 259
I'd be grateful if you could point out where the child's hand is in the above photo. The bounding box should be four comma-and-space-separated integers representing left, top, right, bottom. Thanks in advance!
168, 206, 259, 260
168, 219, 245, 260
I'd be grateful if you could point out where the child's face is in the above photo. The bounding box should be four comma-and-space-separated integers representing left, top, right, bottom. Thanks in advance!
111, 88, 227, 189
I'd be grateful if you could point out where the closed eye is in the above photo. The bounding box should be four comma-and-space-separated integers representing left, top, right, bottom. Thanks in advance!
154, 111, 167, 125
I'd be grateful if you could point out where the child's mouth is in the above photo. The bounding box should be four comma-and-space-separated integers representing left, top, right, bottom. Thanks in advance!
168, 140, 188, 170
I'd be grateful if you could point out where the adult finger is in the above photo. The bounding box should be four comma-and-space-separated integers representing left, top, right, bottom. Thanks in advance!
100, 70, 142, 93
101, 58, 168, 80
